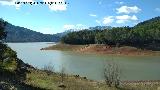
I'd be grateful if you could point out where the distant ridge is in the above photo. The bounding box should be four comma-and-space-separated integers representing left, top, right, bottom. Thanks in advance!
89, 26, 112, 30
5, 23, 60, 42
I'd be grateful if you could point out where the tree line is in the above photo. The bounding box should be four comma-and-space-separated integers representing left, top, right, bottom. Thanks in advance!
61, 16, 160, 50
0, 19, 18, 64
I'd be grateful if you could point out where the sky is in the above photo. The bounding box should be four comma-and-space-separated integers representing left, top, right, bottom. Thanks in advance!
0, 0, 160, 34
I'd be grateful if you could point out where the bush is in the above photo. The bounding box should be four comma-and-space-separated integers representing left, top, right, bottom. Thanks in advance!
104, 61, 121, 88
42, 64, 54, 75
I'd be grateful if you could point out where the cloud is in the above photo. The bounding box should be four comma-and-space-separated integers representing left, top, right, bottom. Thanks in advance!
116, 6, 141, 14
155, 8, 160, 12
63, 24, 75, 30
95, 20, 101, 24
43, 0, 67, 11
63, 24, 87, 30
0, 0, 34, 9
115, 1, 124, 5
115, 15, 138, 24
89, 14, 97, 17
96, 15, 138, 25
116, 15, 138, 20
102, 16, 114, 25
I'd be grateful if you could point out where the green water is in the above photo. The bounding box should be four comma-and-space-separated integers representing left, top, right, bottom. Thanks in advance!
7, 42, 160, 81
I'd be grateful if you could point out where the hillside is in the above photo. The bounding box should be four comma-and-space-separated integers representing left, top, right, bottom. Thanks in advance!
4, 20, 115, 43
4, 23, 60, 42
42, 16, 160, 56
60, 16, 160, 50
135, 16, 160, 28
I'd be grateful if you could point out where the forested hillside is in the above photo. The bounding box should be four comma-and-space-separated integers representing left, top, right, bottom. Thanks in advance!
61, 16, 160, 50
0, 19, 42, 89
4, 22, 60, 42
3, 19, 115, 43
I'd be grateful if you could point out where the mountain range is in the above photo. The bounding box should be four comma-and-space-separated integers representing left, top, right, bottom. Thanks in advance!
4, 22, 112, 42
5, 23, 60, 42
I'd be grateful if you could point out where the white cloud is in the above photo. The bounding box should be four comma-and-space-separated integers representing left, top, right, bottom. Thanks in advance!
115, 15, 138, 24
115, 1, 124, 5
89, 14, 97, 17
43, 0, 67, 11
63, 24, 87, 30
63, 24, 75, 30
116, 15, 138, 20
76, 24, 83, 27
155, 8, 160, 12
102, 16, 114, 25
116, 6, 141, 14
0, 0, 34, 9
131, 15, 138, 20
96, 15, 138, 25
95, 20, 101, 24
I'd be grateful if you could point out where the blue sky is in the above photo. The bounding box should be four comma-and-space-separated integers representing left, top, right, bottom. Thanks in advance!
0, 0, 160, 34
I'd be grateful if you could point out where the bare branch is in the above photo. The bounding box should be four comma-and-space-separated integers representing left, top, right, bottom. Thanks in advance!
103, 61, 121, 88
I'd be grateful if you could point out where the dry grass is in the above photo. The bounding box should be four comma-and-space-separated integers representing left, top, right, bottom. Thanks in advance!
25, 69, 120, 90
121, 81, 160, 90
41, 43, 87, 51
41, 44, 160, 56
24, 69, 160, 90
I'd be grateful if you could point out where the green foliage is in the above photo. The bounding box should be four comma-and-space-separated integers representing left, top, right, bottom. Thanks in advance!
2, 47, 17, 61
61, 30, 101, 44
0, 44, 18, 71
0, 18, 18, 70
0, 18, 7, 62
0, 18, 7, 40
61, 16, 160, 50
0, 59, 17, 71
4, 22, 60, 42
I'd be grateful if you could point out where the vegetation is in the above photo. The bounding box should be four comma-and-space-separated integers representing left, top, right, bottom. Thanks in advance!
4, 22, 60, 42
0, 18, 45, 89
24, 65, 160, 90
42, 43, 160, 56
104, 61, 121, 88
41, 43, 87, 51
61, 30, 100, 44
61, 16, 160, 51
42, 63, 55, 75
25, 69, 116, 90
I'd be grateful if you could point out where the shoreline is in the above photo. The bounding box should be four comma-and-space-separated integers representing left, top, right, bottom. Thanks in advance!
1, 44, 160, 89
41, 44, 160, 56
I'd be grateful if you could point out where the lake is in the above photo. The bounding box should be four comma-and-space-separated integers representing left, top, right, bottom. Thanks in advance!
7, 42, 160, 81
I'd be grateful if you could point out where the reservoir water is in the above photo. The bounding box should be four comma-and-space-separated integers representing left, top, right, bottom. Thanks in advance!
7, 42, 160, 81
